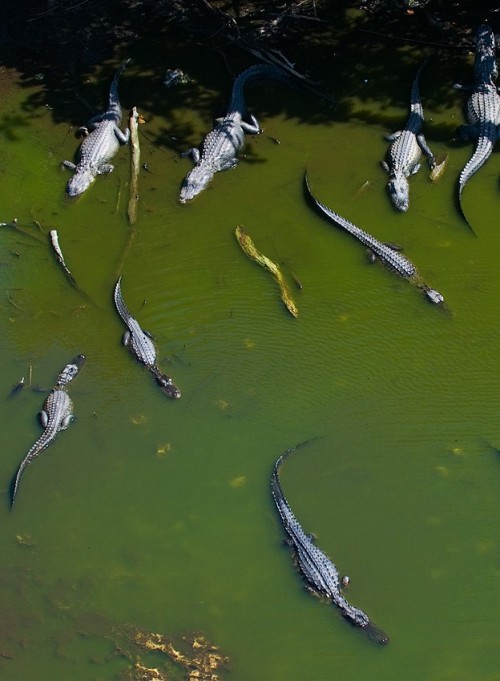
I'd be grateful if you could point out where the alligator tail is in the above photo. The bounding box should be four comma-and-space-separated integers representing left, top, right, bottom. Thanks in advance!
228, 64, 291, 112
11, 435, 53, 507
113, 276, 133, 324
457, 121, 496, 234
108, 59, 130, 113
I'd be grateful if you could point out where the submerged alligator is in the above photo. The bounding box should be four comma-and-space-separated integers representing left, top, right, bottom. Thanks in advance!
11, 354, 86, 506
271, 441, 389, 644
456, 24, 500, 230
179, 64, 289, 203
382, 60, 443, 211
63, 60, 130, 196
113, 277, 181, 399
305, 173, 444, 305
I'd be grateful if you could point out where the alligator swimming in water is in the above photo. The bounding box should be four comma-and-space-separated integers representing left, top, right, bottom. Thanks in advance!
113, 277, 181, 399
382, 60, 440, 212
305, 173, 444, 305
271, 441, 389, 644
63, 60, 130, 196
456, 24, 500, 230
11, 354, 86, 506
179, 64, 289, 203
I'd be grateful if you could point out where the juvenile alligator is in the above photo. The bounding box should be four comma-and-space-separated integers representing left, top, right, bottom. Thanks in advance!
63, 60, 130, 196
113, 277, 181, 399
11, 354, 86, 506
456, 24, 500, 230
179, 64, 289, 203
305, 173, 444, 305
271, 441, 389, 644
382, 60, 439, 211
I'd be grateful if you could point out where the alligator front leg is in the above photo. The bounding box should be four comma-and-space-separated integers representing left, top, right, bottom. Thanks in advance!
181, 147, 200, 164
62, 160, 77, 171
97, 164, 114, 175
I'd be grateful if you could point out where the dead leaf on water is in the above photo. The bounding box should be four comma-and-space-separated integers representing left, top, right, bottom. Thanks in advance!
157, 442, 172, 458
230, 476, 246, 488
244, 338, 255, 349
215, 399, 229, 410
130, 414, 148, 425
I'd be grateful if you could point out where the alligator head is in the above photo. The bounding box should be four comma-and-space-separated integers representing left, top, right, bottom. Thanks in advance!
56, 354, 86, 387
66, 169, 95, 197
179, 165, 213, 203
387, 172, 410, 212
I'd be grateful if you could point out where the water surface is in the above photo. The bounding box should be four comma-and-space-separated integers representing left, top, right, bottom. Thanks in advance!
1, 19, 500, 681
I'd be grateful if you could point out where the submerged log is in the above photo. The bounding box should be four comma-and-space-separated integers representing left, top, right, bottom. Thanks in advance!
235, 225, 298, 318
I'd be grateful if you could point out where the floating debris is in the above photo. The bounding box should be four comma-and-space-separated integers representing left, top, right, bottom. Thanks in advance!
164, 68, 192, 88
429, 153, 448, 182
235, 225, 298, 318
156, 442, 172, 458
49, 229, 77, 286
133, 630, 229, 681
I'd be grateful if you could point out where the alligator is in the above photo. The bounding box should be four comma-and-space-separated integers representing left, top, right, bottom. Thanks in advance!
382, 60, 440, 211
11, 354, 86, 506
305, 173, 444, 305
113, 277, 181, 399
179, 64, 289, 203
271, 441, 389, 644
456, 24, 500, 230
63, 60, 130, 196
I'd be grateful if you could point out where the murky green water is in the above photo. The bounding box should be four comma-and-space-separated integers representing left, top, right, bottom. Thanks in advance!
1, 16, 500, 681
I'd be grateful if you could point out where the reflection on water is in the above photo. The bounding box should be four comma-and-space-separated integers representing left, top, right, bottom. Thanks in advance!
1, 20, 500, 681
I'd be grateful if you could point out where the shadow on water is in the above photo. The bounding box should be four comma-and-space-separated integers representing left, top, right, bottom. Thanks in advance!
0, 0, 497, 147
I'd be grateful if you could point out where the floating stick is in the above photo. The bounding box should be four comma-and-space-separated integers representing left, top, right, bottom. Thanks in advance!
49, 229, 77, 286
235, 225, 298, 318
128, 106, 140, 225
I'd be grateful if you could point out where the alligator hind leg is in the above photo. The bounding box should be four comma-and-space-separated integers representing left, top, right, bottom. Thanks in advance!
456, 124, 479, 141
241, 114, 261, 134
114, 126, 130, 144
416, 133, 436, 168
385, 130, 402, 142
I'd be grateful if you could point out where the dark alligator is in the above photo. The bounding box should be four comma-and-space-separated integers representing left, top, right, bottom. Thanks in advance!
271, 441, 389, 644
63, 60, 130, 196
305, 173, 444, 305
113, 277, 181, 399
11, 354, 86, 506
382, 60, 439, 212
179, 64, 289, 203
456, 24, 500, 230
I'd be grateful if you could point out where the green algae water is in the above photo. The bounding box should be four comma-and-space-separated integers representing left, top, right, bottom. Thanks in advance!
1, 20, 500, 681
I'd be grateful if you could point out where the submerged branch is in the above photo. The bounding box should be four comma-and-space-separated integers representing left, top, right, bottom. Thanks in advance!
235, 225, 298, 318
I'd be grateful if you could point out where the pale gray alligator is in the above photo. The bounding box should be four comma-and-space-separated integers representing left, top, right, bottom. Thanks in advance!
271, 440, 389, 644
114, 277, 181, 399
179, 64, 289, 202
11, 354, 86, 506
63, 60, 130, 196
456, 24, 500, 230
305, 173, 444, 305
382, 60, 438, 211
